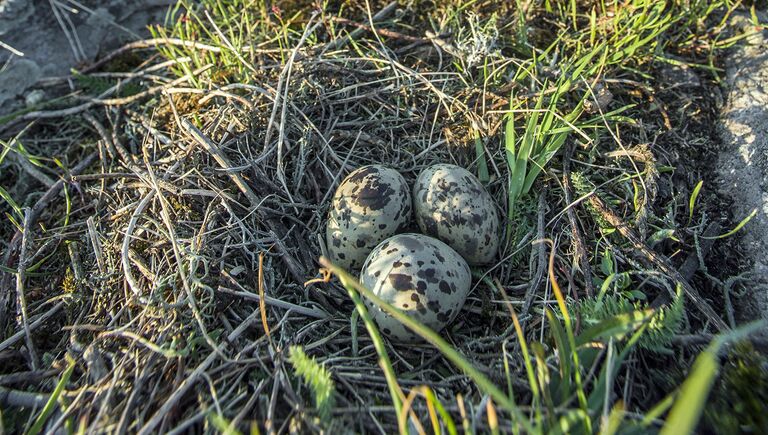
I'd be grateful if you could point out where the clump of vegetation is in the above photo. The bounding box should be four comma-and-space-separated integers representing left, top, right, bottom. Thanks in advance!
289, 345, 336, 423
704, 341, 768, 433
574, 292, 683, 351
0, 0, 765, 433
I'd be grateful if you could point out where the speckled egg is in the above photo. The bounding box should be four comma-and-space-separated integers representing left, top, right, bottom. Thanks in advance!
413, 164, 499, 265
326, 165, 412, 270
360, 233, 471, 342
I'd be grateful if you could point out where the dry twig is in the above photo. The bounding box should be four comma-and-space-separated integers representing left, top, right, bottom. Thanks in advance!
588, 195, 729, 331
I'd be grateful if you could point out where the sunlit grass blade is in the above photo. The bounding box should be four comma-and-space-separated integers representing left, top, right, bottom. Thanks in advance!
487, 399, 500, 435
209, 414, 243, 435
0, 185, 22, 220
421, 386, 457, 435
688, 180, 703, 224
701, 208, 757, 240
661, 320, 766, 435
331, 262, 404, 429
599, 401, 625, 435
575, 309, 656, 347
531, 342, 555, 424
29, 355, 76, 435
320, 257, 535, 433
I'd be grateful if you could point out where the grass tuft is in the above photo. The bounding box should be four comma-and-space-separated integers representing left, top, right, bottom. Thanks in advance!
289, 345, 336, 422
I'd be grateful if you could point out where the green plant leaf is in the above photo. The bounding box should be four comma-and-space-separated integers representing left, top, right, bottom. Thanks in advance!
661, 321, 766, 435
688, 180, 703, 223
289, 345, 336, 422
576, 309, 655, 347
29, 355, 76, 435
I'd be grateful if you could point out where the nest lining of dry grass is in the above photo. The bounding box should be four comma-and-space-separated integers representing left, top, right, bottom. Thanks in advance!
2, 39, 530, 435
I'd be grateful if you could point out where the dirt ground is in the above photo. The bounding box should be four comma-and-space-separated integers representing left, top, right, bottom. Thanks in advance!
716, 13, 768, 325
0, 0, 171, 111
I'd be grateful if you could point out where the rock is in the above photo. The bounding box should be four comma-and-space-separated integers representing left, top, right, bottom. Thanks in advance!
0, 0, 34, 35
583, 81, 614, 114
660, 61, 701, 88
0, 0, 173, 113
0, 58, 40, 106
24, 89, 45, 107
716, 12, 768, 326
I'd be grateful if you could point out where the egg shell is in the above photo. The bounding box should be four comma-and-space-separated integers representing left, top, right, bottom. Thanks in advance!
360, 233, 471, 342
413, 164, 500, 265
326, 165, 412, 270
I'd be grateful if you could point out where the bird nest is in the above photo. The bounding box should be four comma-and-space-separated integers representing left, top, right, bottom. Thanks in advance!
0, 1, 753, 433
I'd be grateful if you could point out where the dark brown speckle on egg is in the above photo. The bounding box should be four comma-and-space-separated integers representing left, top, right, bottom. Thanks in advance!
326, 165, 412, 270
413, 163, 500, 265
360, 233, 471, 343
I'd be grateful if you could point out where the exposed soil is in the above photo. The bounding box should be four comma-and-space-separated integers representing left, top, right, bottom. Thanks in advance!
716, 14, 768, 326
0, 0, 172, 110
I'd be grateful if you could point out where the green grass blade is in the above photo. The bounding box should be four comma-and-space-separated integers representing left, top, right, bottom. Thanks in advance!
321, 257, 535, 433
661, 321, 766, 435
549, 249, 591, 433
641, 392, 675, 429
520, 95, 543, 163
688, 180, 704, 223
337, 275, 404, 427
0, 138, 12, 165
702, 208, 757, 240
545, 309, 571, 402
599, 401, 625, 435
551, 409, 589, 435
209, 413, 243, 435
0, 185, 22, 220
523, 131, 569, 194
576, 309, 656, 347
505, 110, 525, 215
531, 342, 556, 425
423, 387, 457, 435
587, 320, 651, 410
474, 127, 490, 184
29, 355, 76, 435
504, 288, 542, 426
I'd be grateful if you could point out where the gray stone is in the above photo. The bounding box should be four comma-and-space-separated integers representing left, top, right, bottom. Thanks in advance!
0, 0, 34, 35
24, 88, 45, 106
0, 0, 173, 113
0, 58, 40, 106
716, 13, 768, 324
